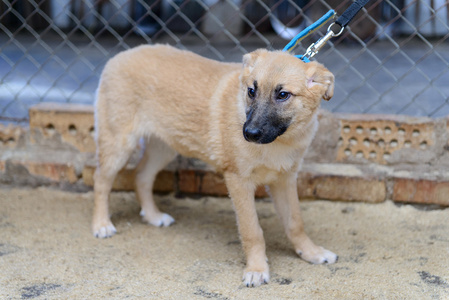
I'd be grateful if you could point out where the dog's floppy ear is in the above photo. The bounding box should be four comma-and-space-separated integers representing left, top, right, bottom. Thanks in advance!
242, 49, 268, 70
305, 61, 335, 101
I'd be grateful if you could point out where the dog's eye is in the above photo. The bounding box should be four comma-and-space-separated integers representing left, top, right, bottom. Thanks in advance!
248, 88, 256, 99
277, 91, 291, 101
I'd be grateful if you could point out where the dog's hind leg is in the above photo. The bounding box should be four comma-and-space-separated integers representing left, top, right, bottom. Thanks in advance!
135, 136, 177, 227
268, 172, 338, 264
93, 135, 138, 238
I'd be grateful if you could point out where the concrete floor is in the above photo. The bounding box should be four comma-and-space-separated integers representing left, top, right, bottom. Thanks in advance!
1, 187, 448, 299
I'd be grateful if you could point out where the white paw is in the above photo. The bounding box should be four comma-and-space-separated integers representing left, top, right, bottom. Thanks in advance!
141, 210, 175, 227
93, 223, 117, 239
243, 271, 270, 287
297, 246, 338, 264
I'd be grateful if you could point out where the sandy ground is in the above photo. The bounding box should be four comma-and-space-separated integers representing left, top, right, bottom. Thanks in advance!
1, 187, 448, 299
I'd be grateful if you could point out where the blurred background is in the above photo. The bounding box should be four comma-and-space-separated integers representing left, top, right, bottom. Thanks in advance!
1, 0, 448, 124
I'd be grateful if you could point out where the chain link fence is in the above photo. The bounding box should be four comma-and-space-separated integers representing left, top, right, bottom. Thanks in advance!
1, 0, 448, 124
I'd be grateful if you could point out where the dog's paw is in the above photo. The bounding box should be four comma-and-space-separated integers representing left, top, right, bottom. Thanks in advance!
297, 246, 338, 264
93, 222, 117, 239
242, 271, 270, 287
141, 210, 175, 227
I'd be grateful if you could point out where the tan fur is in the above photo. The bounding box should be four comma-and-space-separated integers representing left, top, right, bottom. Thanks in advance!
93, 44, 337, 287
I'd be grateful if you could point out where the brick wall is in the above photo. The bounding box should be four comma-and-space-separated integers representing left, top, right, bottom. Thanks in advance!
1, 103, 448, 206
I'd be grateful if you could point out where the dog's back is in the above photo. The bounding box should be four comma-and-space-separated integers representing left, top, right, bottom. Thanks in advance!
96, 44, 240, 165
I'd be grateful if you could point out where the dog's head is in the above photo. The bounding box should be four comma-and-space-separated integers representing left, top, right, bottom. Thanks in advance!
240, 49, 334, 144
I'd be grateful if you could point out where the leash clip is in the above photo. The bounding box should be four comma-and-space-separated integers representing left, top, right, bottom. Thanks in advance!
302, 22, 344, 60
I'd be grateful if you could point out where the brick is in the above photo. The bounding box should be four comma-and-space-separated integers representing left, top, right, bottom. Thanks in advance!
28, 161, 78, 183
255, 186, 268, 198
82, 165, 174, 192
297, 172, 386, 203
154, 171, 176, 193
178, 170, 269, 198
336, 114, 435, 164
0, 124, 25, 148
178, 170, 228, 196
29, 103, 95, 153
446, 117, 449, 148
167, 168, 386, 202
2, 160, 78, 183
393, 178, 449, 206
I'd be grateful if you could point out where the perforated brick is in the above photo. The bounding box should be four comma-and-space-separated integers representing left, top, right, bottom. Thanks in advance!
29, 103, 95, 153
0, 124, 24, 148
337, 115, 435, 164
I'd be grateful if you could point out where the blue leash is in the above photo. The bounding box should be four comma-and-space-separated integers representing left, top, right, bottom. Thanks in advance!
283, 0, 371, 62
282, 9, 339, 63
282, 10, 336, 54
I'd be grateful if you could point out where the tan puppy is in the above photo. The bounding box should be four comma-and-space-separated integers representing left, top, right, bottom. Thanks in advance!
93, 44, 337, 287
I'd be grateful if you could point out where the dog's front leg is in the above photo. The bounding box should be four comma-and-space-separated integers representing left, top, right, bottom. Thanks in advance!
269, 172, 338, 264
224, 173, 269, 287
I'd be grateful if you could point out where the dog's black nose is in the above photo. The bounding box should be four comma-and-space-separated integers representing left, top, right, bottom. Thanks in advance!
243, 126, 262, 143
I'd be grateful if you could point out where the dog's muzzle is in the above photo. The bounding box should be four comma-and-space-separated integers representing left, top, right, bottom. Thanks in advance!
243, 122, 287, 144
243, 124, 263, 143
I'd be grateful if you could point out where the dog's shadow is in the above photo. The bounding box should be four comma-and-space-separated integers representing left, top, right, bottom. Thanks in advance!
108, 192, 296, 257
109, 193, 238, 241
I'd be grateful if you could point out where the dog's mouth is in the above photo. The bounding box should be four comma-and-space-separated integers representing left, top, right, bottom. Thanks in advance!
242, 122, 288, 144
